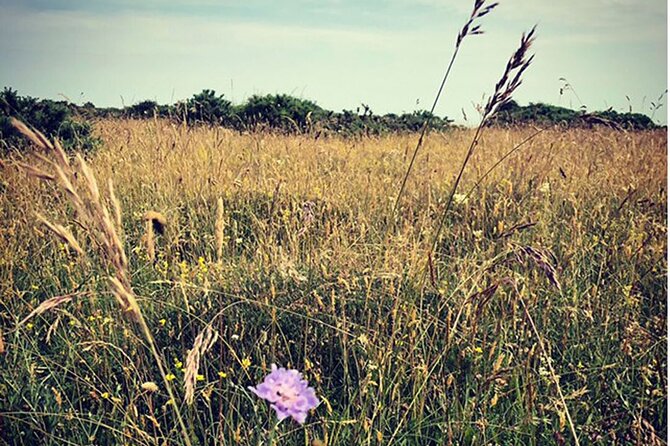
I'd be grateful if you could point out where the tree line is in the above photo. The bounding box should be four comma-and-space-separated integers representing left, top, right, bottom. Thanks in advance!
0, 87, 662, 154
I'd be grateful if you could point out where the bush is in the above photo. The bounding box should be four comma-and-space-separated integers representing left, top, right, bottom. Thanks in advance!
491, 100, 580, 126
238, 94, 323, 132
126, 100, 160, 119
582, 110, 657, 130
490, 100, 661, 130
184, 89, 235, 126
316, 108, 452, 136
0, 87, 98, 154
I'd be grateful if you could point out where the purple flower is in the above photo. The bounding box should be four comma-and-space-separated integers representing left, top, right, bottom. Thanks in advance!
248, 364, 319, 424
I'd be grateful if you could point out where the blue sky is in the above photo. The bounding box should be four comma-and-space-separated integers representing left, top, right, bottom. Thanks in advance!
1, 0, 667, 124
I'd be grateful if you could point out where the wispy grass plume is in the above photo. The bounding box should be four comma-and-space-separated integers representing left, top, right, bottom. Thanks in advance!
391, 0, 499, 220
429, 26, 537, 264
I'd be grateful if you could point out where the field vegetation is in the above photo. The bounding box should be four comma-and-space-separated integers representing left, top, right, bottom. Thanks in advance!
0, 117, 666, 445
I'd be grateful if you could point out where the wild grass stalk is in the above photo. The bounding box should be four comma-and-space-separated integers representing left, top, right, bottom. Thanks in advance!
387, 24, 538, 444
215, 197, 225, 263
429, 26, 537, 265
184, 325, 218, 405
391, 0, 499, 220
517, 283, 580, 445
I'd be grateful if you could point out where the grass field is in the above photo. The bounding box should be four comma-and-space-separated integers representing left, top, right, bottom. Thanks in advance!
0, 119, 666, 445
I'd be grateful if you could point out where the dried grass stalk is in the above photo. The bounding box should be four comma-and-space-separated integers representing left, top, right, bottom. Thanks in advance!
9, 118, 50, 151
15, 162, 56, 181
53, 139, 70, 167
144, 219, 155, 262
108, 179, 123, 234
53, 164, 85, 212
34, 213, 84, 256
17, 294, 74, 327
184, 325, 219, 405
76, 154, 100, 203
108, 276, 141, 322
215, 197, 224, 262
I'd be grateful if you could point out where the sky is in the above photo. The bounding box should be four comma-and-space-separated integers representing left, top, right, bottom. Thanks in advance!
0, 0, 667, 124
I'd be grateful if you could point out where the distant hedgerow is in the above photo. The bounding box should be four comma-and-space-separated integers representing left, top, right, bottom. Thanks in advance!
490, 100, 660, 130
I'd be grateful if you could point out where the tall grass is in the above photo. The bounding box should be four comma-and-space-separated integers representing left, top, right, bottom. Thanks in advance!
0, 117, 665, 444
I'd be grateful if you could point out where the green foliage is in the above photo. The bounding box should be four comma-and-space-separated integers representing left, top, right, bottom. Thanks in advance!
126, 99, 160, 119
493, 101, 580, 125
586, 109, 657, 129
111, 93, 662, 135
5, 87, 660, 144
492, 100, 661, 130
0, 88, 457, 137
316, 109, 452, 136
184, 89, 235, 125
238, 94, 324, 132
0, 87, 98, 154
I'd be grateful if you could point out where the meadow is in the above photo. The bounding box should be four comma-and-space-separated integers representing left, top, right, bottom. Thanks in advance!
0, 119, 666, 445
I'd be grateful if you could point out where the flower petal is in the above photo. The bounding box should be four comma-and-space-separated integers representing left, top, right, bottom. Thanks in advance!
271, 404, 290, 422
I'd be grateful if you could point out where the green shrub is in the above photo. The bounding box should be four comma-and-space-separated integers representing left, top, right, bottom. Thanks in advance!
316, 108, 452, 136
490, 100, 661, 130
584, 109, 657, 130
238, 94, 323, 132
184, 89, 235, 125
126, 99, 160, 119
0, 87, 98, 154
